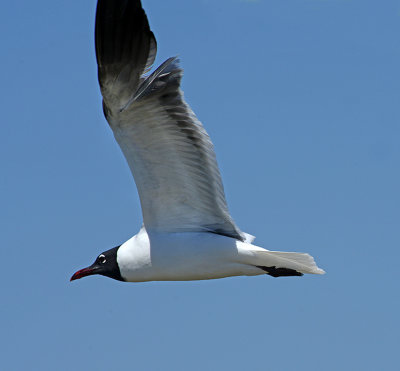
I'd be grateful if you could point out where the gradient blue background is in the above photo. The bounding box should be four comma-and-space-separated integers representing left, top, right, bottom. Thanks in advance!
1, 0, 399, 370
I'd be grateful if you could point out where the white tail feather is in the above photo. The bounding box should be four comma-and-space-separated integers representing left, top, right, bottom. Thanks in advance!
253, 250, 325, 275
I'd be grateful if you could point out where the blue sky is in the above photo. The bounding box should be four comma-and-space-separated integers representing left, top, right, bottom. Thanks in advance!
1, 0, 399, 370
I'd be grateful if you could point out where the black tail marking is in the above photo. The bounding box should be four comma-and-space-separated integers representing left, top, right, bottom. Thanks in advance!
256, 266, 303, 278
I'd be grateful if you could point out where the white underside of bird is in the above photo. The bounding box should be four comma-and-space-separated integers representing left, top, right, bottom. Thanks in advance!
117, 227, 324, 282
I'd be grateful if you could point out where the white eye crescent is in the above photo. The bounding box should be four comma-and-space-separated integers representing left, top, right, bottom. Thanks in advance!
98, 254, 106, 264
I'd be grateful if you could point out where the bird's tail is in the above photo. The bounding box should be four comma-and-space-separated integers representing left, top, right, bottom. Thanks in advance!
251, 249, 325, 277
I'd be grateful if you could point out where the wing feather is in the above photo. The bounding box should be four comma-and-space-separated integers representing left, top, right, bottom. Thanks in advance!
95, 0, 245, 241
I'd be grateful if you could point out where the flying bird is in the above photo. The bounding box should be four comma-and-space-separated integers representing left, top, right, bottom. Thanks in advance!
70, 0, 325, 283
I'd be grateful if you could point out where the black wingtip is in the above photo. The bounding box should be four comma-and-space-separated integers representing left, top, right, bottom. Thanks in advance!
256, 266, 304, 278
95, 0, 156, 84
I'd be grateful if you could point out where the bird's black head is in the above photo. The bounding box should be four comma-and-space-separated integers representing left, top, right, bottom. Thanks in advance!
70, 246, 124, 282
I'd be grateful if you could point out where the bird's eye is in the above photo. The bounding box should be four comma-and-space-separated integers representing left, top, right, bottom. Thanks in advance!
98, 254, 106, 264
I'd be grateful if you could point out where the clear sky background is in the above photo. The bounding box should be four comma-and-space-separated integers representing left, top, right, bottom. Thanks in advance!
1, 0, 399, 370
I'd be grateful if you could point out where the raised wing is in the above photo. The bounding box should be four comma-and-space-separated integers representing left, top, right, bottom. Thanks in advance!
95, 0, 245, 241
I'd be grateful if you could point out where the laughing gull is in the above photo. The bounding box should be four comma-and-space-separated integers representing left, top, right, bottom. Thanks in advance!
70, 0, 325, 283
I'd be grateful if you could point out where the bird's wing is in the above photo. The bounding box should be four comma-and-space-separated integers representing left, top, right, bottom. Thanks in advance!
95, 0, 245, 241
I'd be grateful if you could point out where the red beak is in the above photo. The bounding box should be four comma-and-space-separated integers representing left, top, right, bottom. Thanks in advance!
70, 266, 97, 281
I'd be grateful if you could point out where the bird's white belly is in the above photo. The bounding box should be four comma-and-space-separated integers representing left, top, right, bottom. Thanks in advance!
116, 230, 262, 282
